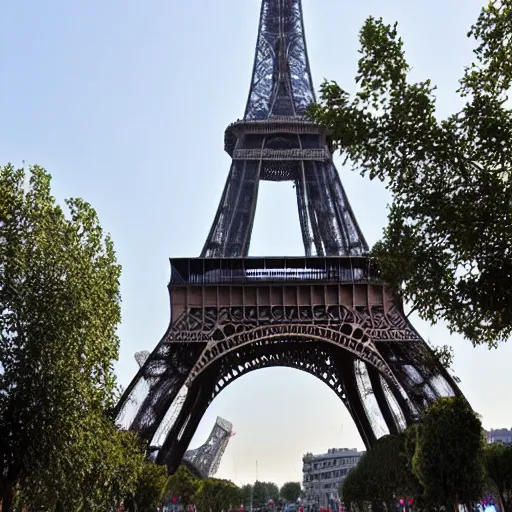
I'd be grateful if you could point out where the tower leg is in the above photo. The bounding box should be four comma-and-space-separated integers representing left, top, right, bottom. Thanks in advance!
201, 161, 261, 257
299, 161, 369, 256
335, 353, 377, 447
367, 365, 400, 435
157, 368, 218, 473
304, 161, 339, 253
296, 163, 322, 256
116, 343, 205, 442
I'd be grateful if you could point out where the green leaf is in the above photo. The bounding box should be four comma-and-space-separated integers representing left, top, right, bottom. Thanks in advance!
308, 7, 512, 347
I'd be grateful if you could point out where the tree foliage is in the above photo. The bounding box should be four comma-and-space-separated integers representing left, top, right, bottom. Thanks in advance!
431, 344, 455, 370
14, 425, 146, 511
0, 164, 127, 511
341, 434, 419, 511
51, 425, 145, 511
412, 396, 485, 505
484, 443, 512, 512
253, 481, 279, 507
342, 398, 487, 510
266, 481, 279, 502
309, 2, 512, 347
241, 484, 253, 507
127, 460, 169, 512
193, 478, 241, 512
166, 465, 200, 506
280, 481, 301, 503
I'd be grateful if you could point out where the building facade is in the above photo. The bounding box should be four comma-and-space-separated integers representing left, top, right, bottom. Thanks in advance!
487, 428, 512, 445
302, 448, 364, 507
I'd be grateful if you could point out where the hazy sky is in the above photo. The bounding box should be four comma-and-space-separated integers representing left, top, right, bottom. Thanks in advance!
1, 0, 510, 490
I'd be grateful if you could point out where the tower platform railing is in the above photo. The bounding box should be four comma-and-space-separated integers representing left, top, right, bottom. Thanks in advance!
169, 256, 381, 286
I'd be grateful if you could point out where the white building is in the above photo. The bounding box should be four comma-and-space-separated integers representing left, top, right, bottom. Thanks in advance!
302, 448, 364, 507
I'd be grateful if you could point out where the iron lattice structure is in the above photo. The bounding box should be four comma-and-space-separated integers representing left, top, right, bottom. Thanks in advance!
116, 0, 463, 474
182, 417, 234, 478
133, 353, 234, 478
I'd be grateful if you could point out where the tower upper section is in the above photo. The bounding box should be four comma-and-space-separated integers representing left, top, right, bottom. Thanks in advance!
244, 0, 315, 120
200, 0, 369, 258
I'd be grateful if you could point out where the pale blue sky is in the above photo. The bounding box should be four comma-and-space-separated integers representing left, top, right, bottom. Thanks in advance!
1, 0, 510, 489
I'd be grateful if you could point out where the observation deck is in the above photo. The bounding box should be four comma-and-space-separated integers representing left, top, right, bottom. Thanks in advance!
224, 116, 332, 156
167, 257, 392, 325
169, 256, 381, 286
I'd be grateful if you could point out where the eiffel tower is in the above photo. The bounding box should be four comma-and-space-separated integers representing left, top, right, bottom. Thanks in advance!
116, 0, 462, 474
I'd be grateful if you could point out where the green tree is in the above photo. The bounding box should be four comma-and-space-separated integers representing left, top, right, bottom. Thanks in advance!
308, 2, 512, 347
280, 482, 301, 503
166, 465, 200, 506
193, 478, 241, 512
339, 464, 362, 510
253, 481, 267, 508
412, 396, 485, 506
484, 443, 512, 512
14, 425, 146, 511
60, 423, 145, 511
253, 481, 279, 507
264, 481, 279, 503
0, 164, 124, 511
221, 479, 242, 509
128, 460, 169, 512
241, 484, 253, 507
341, 434, 419, 512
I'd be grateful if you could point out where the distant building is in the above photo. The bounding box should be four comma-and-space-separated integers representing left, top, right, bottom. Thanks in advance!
487, 428, 512, 445
302, 448, 364, 507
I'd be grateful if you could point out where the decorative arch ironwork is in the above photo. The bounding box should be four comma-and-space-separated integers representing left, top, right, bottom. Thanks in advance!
150, 333, 425, 473
187, 323, 398, 387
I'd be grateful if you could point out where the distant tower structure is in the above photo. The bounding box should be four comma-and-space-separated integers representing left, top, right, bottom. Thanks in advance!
183, 417, 235, 478
134, 351, 150, 368
133, 353, 234, 476
116, 0, 464, 474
